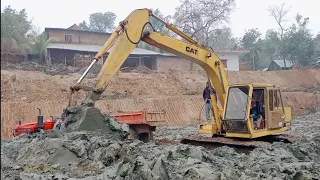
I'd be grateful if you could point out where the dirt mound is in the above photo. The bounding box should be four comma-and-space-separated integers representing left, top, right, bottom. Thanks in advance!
120, 66, 153, 74
1, 62, 81, 75
1, 112, 320, 179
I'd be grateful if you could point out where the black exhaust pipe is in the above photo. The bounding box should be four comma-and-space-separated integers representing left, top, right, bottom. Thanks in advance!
37, 108, 44, 130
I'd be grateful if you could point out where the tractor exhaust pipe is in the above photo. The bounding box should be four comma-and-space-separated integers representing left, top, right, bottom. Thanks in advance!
37, 108, 44, 130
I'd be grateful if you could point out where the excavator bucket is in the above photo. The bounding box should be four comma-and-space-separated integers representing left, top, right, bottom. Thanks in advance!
62, 106, 106, 132
60, 104, 131, 139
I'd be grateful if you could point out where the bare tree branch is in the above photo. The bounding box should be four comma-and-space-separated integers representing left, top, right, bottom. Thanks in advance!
173, 0, 236, 44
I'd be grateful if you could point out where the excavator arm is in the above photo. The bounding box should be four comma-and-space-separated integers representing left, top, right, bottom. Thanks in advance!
69, 8, 229, 130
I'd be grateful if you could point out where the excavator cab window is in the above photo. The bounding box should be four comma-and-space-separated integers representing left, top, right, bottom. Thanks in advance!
224, 86, 250, 120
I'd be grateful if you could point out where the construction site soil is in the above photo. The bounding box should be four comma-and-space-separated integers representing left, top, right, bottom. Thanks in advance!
1, 63, 320, 179
1, 63, 320, 138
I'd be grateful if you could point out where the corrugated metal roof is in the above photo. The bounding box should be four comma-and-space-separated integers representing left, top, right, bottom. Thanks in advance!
46, 43, 161, 55
45, 28, 111, 35
272, 60, 293, 67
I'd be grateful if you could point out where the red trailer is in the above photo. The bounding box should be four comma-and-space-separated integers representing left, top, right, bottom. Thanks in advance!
111, 109, 166, 142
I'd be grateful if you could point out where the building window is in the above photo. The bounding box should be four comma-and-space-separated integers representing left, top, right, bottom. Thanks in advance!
221, 59, 228, 68
65, 34, 72, 43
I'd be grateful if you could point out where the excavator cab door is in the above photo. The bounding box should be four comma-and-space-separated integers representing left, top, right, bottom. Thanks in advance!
222, 85, 251, 133
266, 88, 286, 129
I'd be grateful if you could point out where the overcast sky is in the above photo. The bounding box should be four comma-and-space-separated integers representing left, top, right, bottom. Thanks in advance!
1, 0, 319, 38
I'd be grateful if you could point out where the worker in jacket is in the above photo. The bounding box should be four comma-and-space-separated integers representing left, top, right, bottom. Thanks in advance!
203, 82, 217, 121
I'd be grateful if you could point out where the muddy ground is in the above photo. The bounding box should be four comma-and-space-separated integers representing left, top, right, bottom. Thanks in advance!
1, 109, 320, 180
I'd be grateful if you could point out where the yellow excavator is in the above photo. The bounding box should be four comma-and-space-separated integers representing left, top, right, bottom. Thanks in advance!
66, 8, 293, 148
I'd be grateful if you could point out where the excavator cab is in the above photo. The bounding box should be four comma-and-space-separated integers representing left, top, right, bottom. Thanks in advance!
199, 83, 292, 139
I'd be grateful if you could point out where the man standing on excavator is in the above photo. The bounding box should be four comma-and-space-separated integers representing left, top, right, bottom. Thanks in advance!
203, 82, 217, 121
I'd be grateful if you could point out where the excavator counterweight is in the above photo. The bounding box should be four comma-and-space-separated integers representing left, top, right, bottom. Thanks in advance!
62, 8, 293, 147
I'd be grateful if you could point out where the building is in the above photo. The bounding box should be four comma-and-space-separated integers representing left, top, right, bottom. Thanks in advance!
44, 24, 160, 69
156, 50, 248, 71
267, 60, 293, 71
44, 24, 246, 71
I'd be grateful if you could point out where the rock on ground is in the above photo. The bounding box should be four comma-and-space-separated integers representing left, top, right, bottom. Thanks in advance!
1, 112, 320, 180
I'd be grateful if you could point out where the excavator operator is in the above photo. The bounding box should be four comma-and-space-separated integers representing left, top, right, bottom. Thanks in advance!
250, 92, 263, 129
203, 82, 217, 121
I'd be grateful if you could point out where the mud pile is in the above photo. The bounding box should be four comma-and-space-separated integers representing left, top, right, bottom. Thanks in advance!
120, 66, 154, 74
2, 112, 320, 180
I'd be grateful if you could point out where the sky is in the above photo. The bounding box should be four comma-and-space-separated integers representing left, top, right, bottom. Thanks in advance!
1, 0, 319, 38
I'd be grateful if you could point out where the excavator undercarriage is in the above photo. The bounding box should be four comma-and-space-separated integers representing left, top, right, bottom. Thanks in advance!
180, 134, 297, 151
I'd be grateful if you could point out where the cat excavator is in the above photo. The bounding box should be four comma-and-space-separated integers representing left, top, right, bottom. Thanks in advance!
66, 8, 293, 148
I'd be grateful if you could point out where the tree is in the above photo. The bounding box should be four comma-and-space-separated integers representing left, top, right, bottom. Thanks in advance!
207, 27, 239, 50
79, 20, 90, 31
315, 32, 320, 44
29, 32, 55, 64
267, 2, 291, 67
173, 0, 236, 44
261, 29, 281, 62
1, 6, 32, 50
83, 12, 117, 32
281, 14, 316, 66
240, 28, 263, 70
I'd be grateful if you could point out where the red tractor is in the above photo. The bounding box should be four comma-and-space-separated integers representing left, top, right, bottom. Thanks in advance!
12, 108, 56, 137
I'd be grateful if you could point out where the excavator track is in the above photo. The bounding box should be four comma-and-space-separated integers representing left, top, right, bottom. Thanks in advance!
180, 134, 298, 152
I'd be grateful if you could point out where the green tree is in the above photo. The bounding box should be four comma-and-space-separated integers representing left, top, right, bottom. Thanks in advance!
88, 12, 117, 32
315, 33, 320, 57
29, 32, 55, 63
1, 6, 32, 52
315, 33, 320, 44
240, 28, 263, 69
281, 14, 316, 66
207, 27, 239, 50
79, 20, 90, 31
260, 29, 281, 65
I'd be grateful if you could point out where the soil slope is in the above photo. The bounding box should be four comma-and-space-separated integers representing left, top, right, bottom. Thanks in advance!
1, 68, 320, 138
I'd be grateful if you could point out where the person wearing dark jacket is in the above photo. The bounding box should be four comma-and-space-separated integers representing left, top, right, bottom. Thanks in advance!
203, 82, 217, 121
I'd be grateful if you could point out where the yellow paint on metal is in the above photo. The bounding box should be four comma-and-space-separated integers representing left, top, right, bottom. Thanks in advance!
198, 124, 218, 134
225, 126, 291, 139
280, 107, 292, 122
